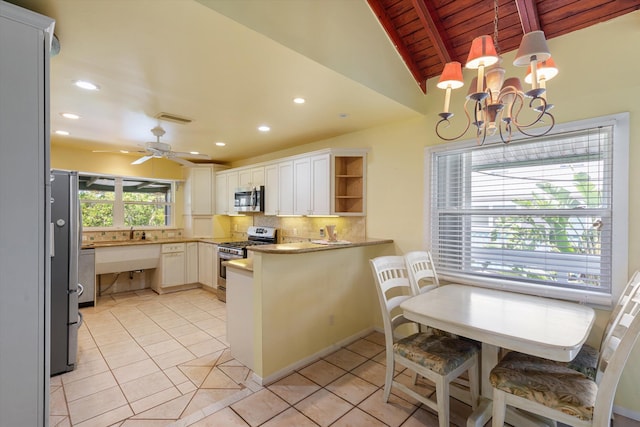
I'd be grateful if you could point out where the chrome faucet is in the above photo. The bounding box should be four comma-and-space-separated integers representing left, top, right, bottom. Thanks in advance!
129, 227, 134, 240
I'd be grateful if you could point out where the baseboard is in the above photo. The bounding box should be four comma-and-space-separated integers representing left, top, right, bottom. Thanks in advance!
251, 326, 377, 386
614, 405, 640, 422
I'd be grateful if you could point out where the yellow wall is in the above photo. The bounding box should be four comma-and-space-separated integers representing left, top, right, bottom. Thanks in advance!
50, 11, 640, 415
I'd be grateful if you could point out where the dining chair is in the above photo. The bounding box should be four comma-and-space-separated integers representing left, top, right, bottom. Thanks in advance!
404, 250, 440, 296
489, 281, 640, 427
369, 256, 480, 427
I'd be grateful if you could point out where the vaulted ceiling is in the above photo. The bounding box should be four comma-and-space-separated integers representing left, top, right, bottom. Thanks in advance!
367, 0, 640, 93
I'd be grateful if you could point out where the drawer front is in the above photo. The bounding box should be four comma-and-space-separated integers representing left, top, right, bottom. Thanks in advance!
162, 243, 185, 253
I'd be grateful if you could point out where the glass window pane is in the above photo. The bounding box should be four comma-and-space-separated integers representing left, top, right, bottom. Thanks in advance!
81, 202, 114, 227
124, 204, 169, 227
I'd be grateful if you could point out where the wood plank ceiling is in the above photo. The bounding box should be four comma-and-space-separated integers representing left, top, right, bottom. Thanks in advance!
367, 0, 640, 93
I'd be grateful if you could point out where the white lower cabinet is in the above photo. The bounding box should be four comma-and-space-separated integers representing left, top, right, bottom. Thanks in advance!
185, 242, 198, 284
161, 251, 185, 287
198, 242, 217, 289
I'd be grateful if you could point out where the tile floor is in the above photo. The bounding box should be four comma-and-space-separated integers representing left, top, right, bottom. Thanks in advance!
49, 288, 640, 427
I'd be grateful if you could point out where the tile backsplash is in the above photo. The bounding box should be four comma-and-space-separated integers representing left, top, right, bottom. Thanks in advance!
83, 228, 184, 243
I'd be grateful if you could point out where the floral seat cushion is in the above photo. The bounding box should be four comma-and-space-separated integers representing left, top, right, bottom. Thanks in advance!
506, 343, 599, 381
393, 333, 479, 376
490, 351, 597, 421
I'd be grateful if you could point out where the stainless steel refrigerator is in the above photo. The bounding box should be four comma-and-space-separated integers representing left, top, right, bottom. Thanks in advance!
50, 170, 82, 375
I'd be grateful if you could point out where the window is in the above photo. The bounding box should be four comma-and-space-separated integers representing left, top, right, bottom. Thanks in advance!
427, 114, 628, 304
79, 174, 175, 229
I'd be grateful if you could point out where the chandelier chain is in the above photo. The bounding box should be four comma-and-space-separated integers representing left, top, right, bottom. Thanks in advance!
493, 0, 500, 54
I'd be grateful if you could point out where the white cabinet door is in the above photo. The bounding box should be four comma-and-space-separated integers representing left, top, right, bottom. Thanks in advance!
161, 252, 185, 287
278, 161, 294, 215
294, 157, 311, 215
185, 242, 198, 284
226, 171, 238, 214
190, 166, 213, 215
215, 172, 228, 215
197, 242, 217, 288
239, 166, 265, 188
264, 164, 279, 215
310, 153, 331, 215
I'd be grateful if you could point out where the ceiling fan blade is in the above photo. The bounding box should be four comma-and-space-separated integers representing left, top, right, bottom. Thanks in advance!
173, 151, 211, 160
131, 155, 154, 165
170, 157, 197, 166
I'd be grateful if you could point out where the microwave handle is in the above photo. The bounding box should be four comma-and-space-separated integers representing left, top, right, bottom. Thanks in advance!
251, 187, 257, 209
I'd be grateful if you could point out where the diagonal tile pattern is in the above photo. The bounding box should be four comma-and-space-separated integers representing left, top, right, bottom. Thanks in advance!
51, 288, 639, 427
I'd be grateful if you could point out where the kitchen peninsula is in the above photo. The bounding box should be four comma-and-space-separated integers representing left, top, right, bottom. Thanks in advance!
225, 238, 393, 384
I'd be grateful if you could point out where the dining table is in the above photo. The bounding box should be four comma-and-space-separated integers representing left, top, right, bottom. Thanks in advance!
400, 283, 595, 427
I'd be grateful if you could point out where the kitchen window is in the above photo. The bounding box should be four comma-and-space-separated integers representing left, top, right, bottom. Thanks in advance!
79, 174, 175, 229
426, 113, 629, 305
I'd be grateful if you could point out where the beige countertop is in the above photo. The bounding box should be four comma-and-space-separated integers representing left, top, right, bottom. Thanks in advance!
223, 258, 254, 272
82, 237, 239, 249
247, 238, 393, 254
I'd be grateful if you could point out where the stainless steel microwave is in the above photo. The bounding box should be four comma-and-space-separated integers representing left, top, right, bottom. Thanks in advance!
234, 186, 264, 212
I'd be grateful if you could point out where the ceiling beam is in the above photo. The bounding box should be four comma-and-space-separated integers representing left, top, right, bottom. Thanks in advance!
515, 0, 541, 33
412, 0, 453, 64
366, 0, 427, 93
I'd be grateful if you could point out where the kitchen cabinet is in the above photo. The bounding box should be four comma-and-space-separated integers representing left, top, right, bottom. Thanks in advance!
198, 242, 217, 289
152, 243, 186, 292
184, 164, 226, 237
185, 242, 198, 284
332, 152, 366, 216
239, 166, 265, 188
215, 170, 238, 215
294, 153, 330, 215
278, 160, 294, 215
264, 164, 279, 215
0, 4, 54, 424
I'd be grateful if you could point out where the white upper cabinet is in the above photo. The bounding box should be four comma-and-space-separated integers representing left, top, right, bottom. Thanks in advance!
264, 164, 279, 216
239, 166, 265, 188
215, 170, 238, 215
293, 153, 330, 215
293, 157, 311, 215
188, 166, 213, 215
278, 161, 294, 215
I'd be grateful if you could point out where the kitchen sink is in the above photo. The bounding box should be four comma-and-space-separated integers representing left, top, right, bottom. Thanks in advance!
94, 244, 161, 274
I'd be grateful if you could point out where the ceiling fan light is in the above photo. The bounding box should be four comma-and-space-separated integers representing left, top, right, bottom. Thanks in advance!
525, 58, 558, 84
513, 31, 551, 67
437, 62, 464, 90
466, 35, 499, 69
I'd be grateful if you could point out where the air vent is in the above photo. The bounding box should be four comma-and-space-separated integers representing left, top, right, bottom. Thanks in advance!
154, 112, 193, 125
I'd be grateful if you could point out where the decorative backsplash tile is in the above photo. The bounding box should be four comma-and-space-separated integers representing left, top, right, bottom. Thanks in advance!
83, 228, 184, 243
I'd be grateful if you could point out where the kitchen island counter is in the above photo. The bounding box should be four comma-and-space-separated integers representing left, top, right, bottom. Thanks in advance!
82, 237, 240, 249
248, 238, 392, 254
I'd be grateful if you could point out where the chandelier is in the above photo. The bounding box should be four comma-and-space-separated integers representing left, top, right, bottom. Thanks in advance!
435, 1, 558, 144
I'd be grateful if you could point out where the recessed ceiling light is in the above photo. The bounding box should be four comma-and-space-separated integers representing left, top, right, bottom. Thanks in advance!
215, 142, 226, 147
190, 151, 200, 155
258, 125, 271, 132
73, 80, 100, 91
338, 113, 349, 118
60, 112, 80, 120
55, 130, 70, 136
293, 97, 305, 104
119, 150, 129, 154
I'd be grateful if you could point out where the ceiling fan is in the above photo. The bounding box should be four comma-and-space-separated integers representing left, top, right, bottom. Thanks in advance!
131, 126, 211, 166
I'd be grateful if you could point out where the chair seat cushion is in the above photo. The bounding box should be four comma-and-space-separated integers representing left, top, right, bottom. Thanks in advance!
506, 344, 599, 381
490, 352, 597, 421
393, 333, 479, 376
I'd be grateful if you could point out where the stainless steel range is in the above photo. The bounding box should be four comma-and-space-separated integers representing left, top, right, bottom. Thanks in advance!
217, 226, 277, 302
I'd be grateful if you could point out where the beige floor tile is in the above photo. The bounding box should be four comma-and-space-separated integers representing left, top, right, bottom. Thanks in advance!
179, 349, 224, 367
63, 370, 118, 402
323, 348, 368, 371
190, 407, 250, 427
332, 407, 388, 427
218, 365, 251, 384
180, 310, 214, 324
164, 366, 190, 386
187, 337, 227, 357
143, 338, 185, 357
350, 360, 387, 387
326, 373, 378, 405
201, 367, 242, 389
174, 330, 213, 347
356, 389, 416, 427
261, 407, 318, 427
399, 406, 440, 427
126, 324, 165, 339
298, 359, 347, 387
49, 386, 69, 416
363, 331, 386, 346
120, 371, 174, 403
177, 380, 198, 394
120, 419, 177, 426
129, 386, 181, 414
152, 347, 196, 370
294, 389, 353, 427
391, 371, 436, 406
267, 372, 321, 405
112, 358, 161, 384
92, 329, 134, 347
100, 341, 149, 370
166, 323, 201, 338
49, 415, 71, 427
178, 365, 213, 387
130, 391, 194, 420
182, 389, 245, 419
134, 330, 172, 347
59, 355, 111, 385
345, 339, 385, 359
50, 375, 63, 386
73, 404, 133, 427
67, 385, 128, 425
231, 389, 290, 427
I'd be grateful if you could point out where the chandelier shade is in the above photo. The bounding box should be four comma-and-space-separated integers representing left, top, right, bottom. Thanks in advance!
466, 35, 499, 69
525, 58, 558, 84
513, 30, 551, 67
